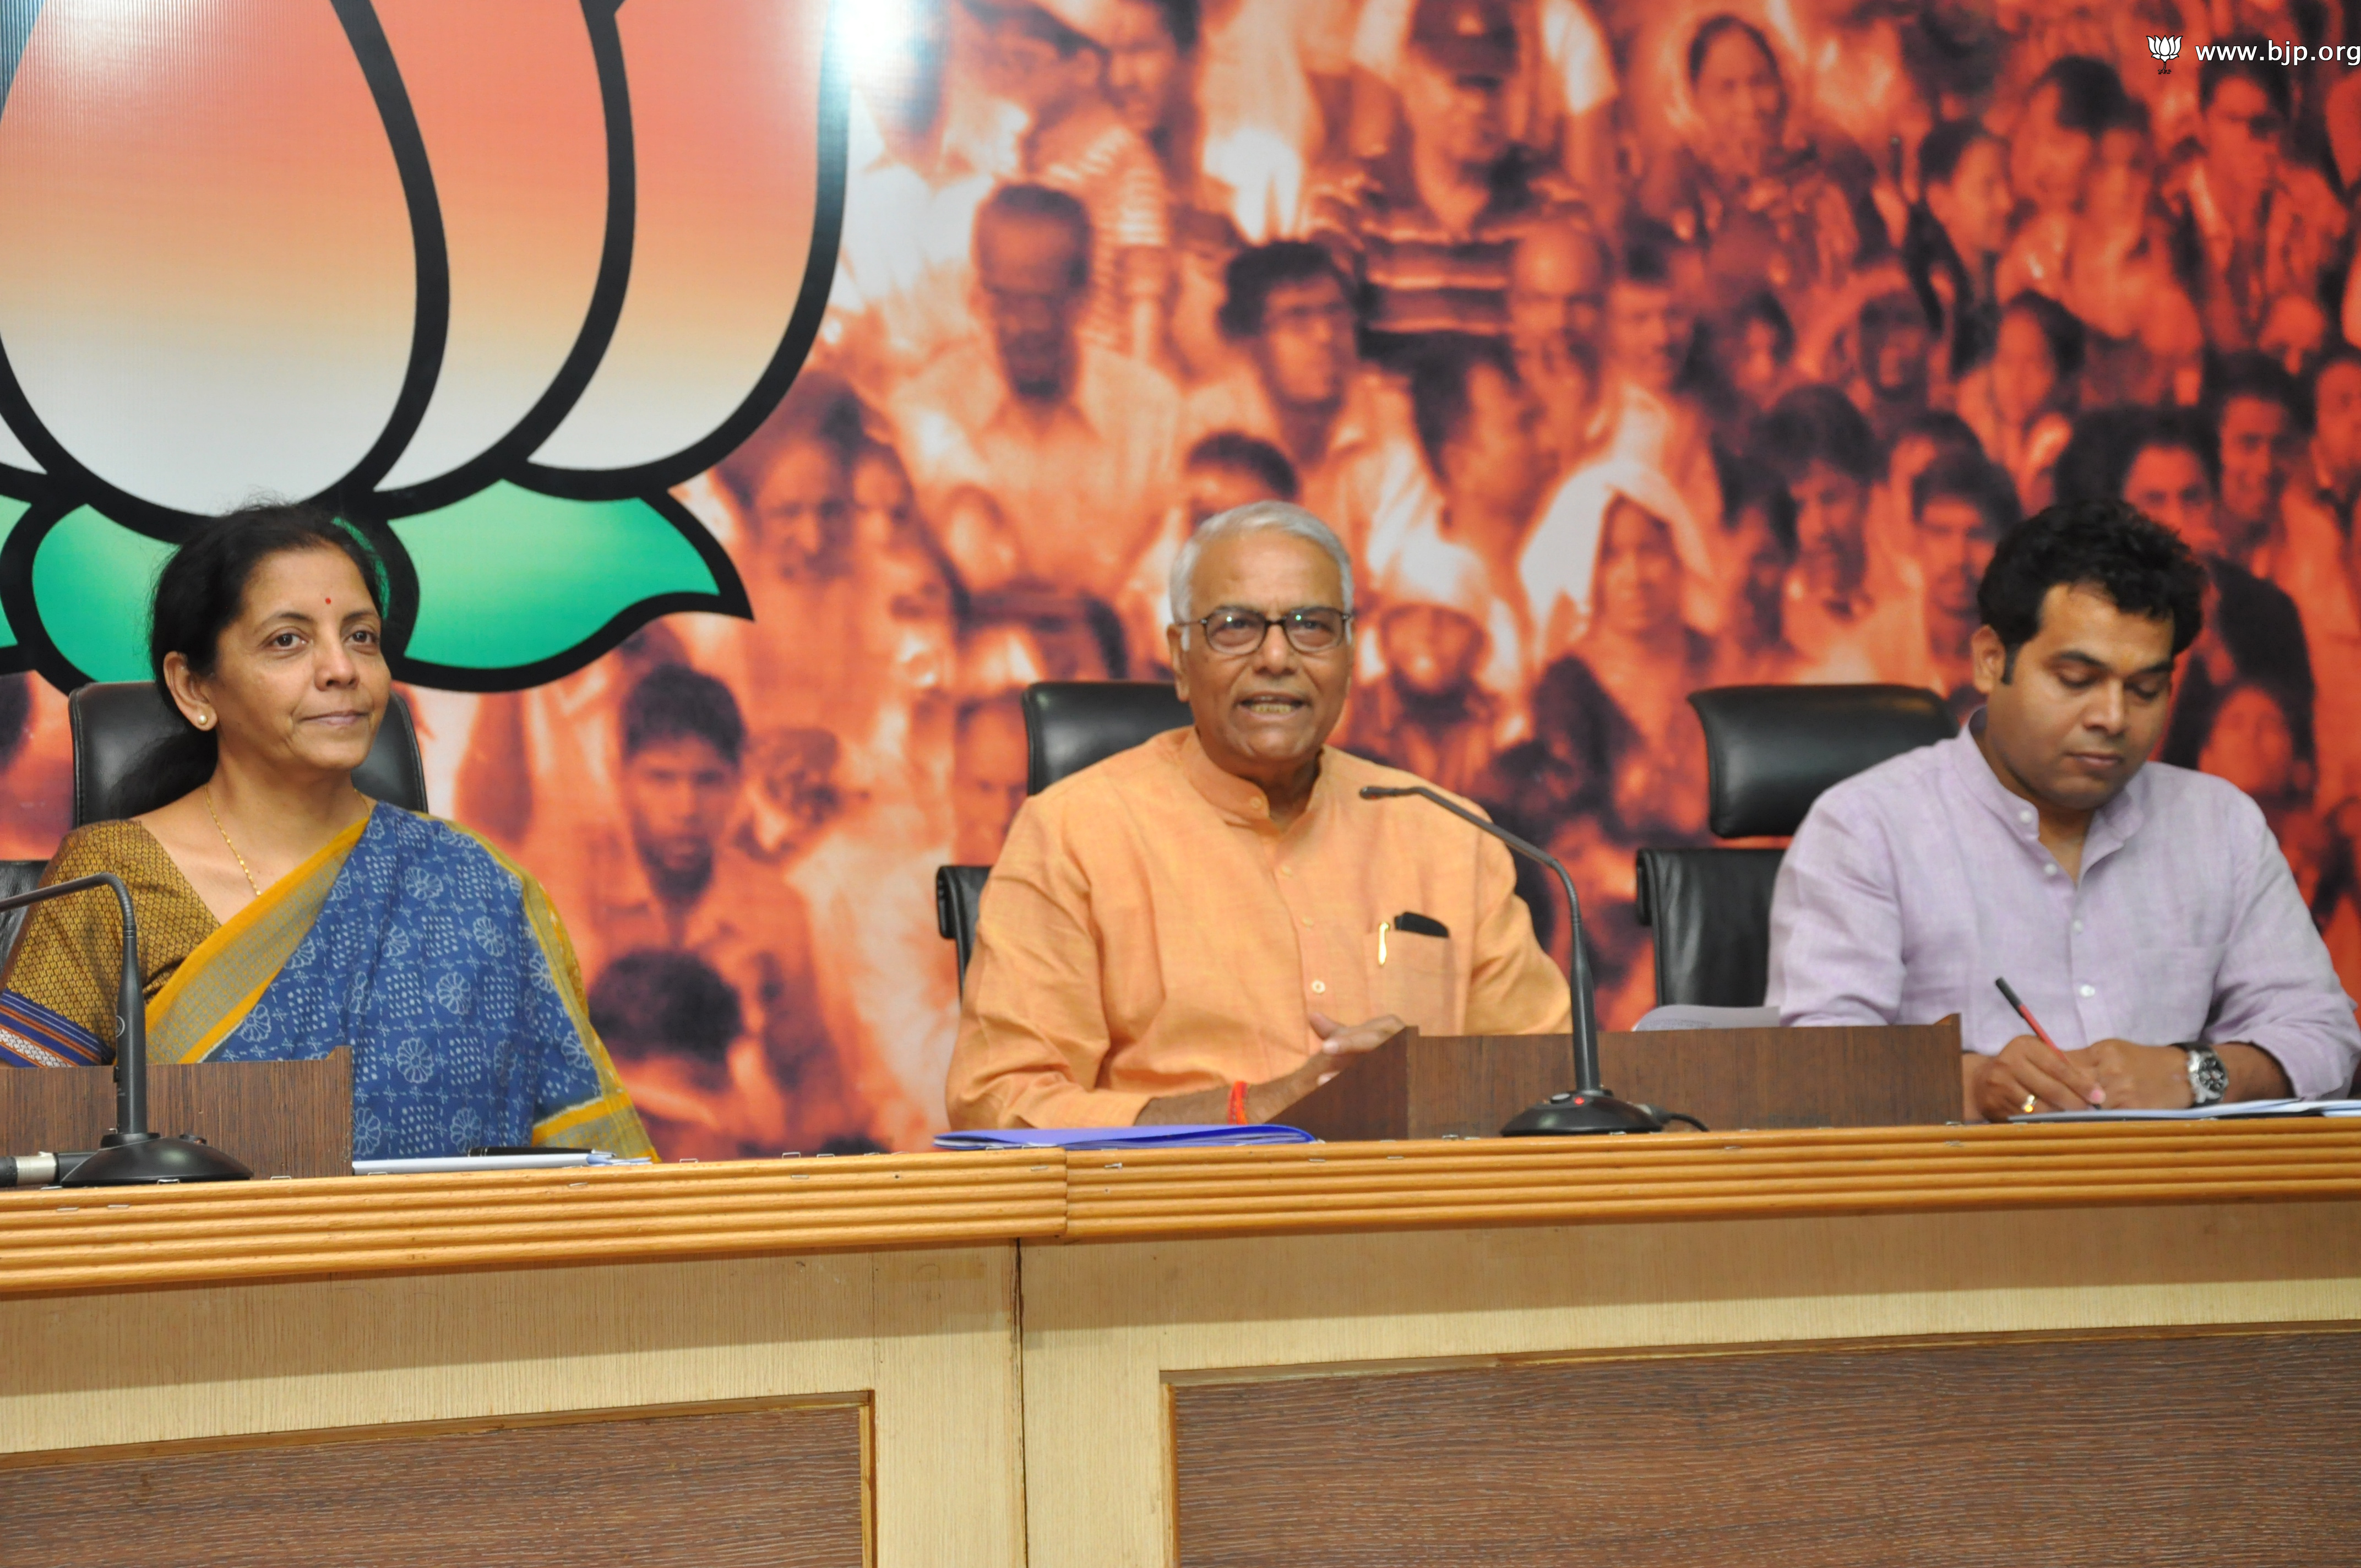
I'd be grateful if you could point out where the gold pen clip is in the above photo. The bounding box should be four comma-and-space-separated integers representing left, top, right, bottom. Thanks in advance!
1378, 919, 1390, 966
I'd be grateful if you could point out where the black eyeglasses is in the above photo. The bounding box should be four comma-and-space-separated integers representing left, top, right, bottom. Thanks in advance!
1188, 606, 1353, 655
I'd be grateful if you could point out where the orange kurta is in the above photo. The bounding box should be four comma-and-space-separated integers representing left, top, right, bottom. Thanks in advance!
946, 728, 1573, 1129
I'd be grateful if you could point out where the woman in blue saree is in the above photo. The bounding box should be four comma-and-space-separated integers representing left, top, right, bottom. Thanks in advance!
0, 504, 652, 1161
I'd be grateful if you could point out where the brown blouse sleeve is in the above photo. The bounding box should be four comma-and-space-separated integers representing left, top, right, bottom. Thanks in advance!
1, 823, 216, 1057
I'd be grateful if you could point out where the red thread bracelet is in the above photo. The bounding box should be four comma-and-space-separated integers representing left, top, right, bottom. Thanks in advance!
1227, 1080, 1249, 1125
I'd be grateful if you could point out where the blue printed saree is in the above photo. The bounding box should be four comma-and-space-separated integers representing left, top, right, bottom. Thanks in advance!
1, 805, 651, 1161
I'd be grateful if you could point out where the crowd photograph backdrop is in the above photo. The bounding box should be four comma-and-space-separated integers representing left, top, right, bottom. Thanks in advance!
0, 0, 2355, 1156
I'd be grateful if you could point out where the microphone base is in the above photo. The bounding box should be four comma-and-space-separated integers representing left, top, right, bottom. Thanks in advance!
1500, 1090, 1666, 1137
62, 1135, 252, 1185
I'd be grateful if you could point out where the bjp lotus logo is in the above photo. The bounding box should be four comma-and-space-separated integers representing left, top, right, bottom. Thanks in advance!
0, 0, 845, 690
2150, 35, 2182, 71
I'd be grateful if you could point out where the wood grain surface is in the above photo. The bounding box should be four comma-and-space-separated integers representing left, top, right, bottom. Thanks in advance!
1283, 1028, 1565, 1140
1600, 1018, 1961, 1130
0, 1150, 1065, 1297
1018, 1196, 2361, 1568
8, 1120, 2360, 1298
1168, 1326, 2361, 1566
1285, 1022, 1961, 1140
3, 1245, 1026, 1565
1060, 1119, 2361, 1240
0, 1048, 352, 1177
0, 1396, 868, 1568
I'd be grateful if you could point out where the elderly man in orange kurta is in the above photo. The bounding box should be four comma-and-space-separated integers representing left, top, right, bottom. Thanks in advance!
945, 502, 1571, 1130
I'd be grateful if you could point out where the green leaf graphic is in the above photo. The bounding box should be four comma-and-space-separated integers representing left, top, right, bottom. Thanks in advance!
390, 482, 727, 676
32, 504, 173, 682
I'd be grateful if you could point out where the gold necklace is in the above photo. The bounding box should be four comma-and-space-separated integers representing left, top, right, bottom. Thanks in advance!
205, 787, 261, 897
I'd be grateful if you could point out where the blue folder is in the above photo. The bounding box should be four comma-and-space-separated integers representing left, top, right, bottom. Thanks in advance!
934, 1124, 1314, 1151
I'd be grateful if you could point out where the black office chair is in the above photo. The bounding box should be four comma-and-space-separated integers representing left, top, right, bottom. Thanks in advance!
0, 685, 430, 971
1635, 685, 1956, 1007
0, 857, 42, 966
1019, 680, 1191, 796
69, 681, 428, 825
934, 864, 993, 990
936, 680, 1192, 987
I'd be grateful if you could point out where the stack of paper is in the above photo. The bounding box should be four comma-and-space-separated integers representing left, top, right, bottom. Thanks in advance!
934, 1124, 1315, 1151
353, 1150, 654, 1174
2010, 1098, 2361, 1123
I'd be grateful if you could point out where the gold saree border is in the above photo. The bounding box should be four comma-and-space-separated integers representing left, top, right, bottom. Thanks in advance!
145, 816, 371, 1065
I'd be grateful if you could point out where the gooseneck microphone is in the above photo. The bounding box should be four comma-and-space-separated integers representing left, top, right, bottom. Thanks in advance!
0, 874, 251, 1185
1359, 785, 1663, 1135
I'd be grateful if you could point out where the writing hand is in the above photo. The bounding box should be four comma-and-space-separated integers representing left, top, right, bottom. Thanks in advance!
1966, 1034, 2106, 1121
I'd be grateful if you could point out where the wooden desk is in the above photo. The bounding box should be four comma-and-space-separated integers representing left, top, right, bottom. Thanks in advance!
4, 1123, 2357, 1566
0, 1155, 1058, 1568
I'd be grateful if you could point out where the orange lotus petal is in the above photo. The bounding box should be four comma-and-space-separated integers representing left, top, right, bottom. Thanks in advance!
530, 0, 830, 477
0, 0, 416, 514
371, 0, 612, 496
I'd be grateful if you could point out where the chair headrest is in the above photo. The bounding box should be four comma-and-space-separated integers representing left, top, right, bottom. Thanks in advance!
69, 682, 429, 826
1689, 684, 1956, 839
1022, 681, 1193, 795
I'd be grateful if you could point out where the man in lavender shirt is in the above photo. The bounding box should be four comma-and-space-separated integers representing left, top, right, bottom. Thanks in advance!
1768, 500, 2360, 1121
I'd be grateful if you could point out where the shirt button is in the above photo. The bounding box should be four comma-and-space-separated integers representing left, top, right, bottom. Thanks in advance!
2043, 863, 2057, 876
1310, 979, 1326, 995
2079, 983, 2096, 998
2018, 809, 2033, 825
1299, 916, 1313, 928
1277, 865, 1294, 879
2072, 919, 2084, 934
1247, 798, 1266, 814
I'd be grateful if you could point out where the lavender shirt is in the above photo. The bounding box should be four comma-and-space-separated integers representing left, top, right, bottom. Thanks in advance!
1766, 717, 2361, 1097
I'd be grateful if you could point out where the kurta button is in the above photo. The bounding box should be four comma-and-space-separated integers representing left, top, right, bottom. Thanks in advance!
2018, 809, 2033, 825
1277, 865, 1294, 878
2072, 919, 2083, 933
2079, 983, 2095, 998
2042, 863, 2057, 876
1299, 916, 1313, 927
1310, 980, 1326, 995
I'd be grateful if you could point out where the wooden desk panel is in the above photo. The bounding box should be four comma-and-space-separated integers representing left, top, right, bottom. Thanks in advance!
1601, 1019, 1961, 1131
1, 1244, 1024, 1567
0, 1149, 1065, 1296
1059, 1121, 2361, 1242
1020, 1169, 2361, 1567
1282, 1021, 1962, 1141
0, 1397, 869, 1568
7, 1130, 2358, 1567
0, 1049, 352, 1178
1169, 1327, 2361, 1566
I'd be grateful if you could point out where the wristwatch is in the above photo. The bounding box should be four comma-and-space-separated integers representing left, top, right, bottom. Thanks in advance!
2184, 1044, 2229, 1108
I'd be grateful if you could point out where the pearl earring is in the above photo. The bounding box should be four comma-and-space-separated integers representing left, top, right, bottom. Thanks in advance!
195, 712, 213, 729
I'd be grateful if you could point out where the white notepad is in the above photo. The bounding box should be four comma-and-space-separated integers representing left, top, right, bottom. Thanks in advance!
2010, 1098, 2361, 1123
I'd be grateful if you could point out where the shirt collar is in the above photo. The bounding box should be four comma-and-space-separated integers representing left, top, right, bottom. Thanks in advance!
1178, 726, 1333, 836
1947, 709, 2146, 858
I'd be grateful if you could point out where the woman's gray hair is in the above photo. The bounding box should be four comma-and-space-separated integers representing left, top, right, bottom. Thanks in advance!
1167, 501, 1356, 634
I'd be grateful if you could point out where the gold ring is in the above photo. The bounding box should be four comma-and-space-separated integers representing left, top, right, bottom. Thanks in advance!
2021, 1094, 2039, 1115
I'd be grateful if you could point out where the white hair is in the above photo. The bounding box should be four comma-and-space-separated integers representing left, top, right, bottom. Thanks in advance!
1167, 501, 1356, 636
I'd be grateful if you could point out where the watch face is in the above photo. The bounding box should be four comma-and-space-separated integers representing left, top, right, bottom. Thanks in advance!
2193, 1047, 2229, 1103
